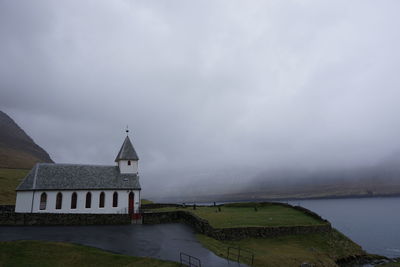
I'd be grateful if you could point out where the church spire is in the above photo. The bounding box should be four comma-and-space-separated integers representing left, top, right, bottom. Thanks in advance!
115, 129, 139, 174
115, 135, 139, 162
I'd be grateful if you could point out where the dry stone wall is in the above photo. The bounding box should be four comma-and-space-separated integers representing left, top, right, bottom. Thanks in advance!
0, 206, 130, 226
142, 210, 332, 241
0, 202, 332, 240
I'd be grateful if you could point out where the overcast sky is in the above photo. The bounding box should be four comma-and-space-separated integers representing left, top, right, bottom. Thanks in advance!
1, 1, 400, 197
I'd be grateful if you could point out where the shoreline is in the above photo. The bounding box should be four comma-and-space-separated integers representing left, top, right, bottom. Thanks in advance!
155, 193, 400, 205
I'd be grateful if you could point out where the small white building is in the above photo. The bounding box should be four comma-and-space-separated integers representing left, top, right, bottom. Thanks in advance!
15, 135, 141, 215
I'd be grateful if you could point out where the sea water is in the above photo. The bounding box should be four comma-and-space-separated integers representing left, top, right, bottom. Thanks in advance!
287, 197, 400, 258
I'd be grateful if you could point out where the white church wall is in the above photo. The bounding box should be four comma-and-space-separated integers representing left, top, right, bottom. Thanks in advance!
15, 191, 33, 212
118, 160, 138, 174
16, 190, 140, 214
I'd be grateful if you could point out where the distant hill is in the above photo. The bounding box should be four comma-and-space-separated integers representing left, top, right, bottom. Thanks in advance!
0, 111, 53, 169
151, 162, 400, 203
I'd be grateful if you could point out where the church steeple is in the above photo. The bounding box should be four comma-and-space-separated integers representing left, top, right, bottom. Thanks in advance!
115, 136, 139, 162
115, 132, 139, 174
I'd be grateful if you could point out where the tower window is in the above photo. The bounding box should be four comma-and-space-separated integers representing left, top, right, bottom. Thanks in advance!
128, 160, 131, 166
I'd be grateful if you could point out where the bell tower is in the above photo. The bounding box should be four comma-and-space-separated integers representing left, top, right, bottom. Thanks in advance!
115, 128, 139, 174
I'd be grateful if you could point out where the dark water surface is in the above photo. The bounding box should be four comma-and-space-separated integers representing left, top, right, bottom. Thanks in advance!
0, 223, 245, 267
287, 197, 400, 258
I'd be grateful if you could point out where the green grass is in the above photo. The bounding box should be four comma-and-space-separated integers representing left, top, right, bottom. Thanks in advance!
380, 263, 400, 266
141, 199, 154, 204
154, 204, 326, 228
197, 229, 364, 267
0, 168, 29, 205
0, 240, 180, 267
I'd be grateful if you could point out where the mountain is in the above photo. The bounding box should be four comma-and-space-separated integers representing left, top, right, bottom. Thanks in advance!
151, 163, 400, 203
0, 111, 53, 169
248, 158, 400, 200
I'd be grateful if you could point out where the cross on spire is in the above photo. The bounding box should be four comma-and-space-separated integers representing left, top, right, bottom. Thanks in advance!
126, 125, 129, 135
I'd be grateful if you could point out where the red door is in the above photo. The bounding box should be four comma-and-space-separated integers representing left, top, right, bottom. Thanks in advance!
128, 192, 134, 214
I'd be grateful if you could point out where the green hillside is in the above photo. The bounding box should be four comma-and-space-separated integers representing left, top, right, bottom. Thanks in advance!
0, 168, 28, 204
197, 229, 363, 267
0, 110, 53, 169
0, 147, 45, 170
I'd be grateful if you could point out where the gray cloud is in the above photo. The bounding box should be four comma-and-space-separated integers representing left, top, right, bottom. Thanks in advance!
1, 1, 400, 198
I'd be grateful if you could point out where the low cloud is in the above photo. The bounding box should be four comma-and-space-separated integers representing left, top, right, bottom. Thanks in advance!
1, 1, 400, 197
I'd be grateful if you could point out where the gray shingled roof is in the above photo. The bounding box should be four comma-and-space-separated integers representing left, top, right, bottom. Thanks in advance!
115, 136, 139, 162
16, 163, 141, 191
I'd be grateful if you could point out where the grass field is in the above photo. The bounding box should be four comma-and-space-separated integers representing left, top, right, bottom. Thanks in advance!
0, 240, 179, 267
141, 198, 154, 204
381, 263, 400, 266
0, 168, 29, 205
154, 203, 326, 228
197, 229, 364, 267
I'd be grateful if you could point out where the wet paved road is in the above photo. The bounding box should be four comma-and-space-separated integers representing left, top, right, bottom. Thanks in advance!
0, 223, 246, 267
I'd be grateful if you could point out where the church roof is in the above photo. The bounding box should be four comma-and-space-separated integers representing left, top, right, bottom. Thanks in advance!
16, 163, 141, 191
115, 136, 139, 162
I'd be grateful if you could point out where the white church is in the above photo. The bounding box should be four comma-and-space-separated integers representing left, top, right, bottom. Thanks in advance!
15, 134, 141, 215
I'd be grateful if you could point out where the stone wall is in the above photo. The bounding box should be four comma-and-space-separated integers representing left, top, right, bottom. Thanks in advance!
211, 224, 332, 240
0, 205, 15, 213
142, 210, 332, 241
0, 203, 332, 236
0, 205, 131, 226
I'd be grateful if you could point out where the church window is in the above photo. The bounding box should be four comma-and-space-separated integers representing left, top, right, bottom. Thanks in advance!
85, 192, 92, 208
128, 160, 131, 165
99, 192, 105, 208
113, 192, 118, 207
55, 192, 63, 210
39, 192, 47, 210
71, 192, 77, 209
